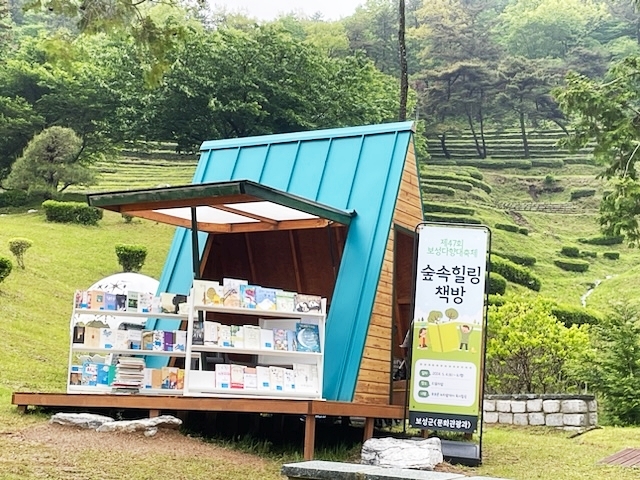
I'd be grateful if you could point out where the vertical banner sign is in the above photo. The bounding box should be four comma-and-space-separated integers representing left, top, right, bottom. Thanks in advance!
409, 224, 489, 433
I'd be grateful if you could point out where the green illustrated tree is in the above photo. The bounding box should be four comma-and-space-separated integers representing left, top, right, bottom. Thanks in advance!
427, 310, 443, 323
8, 237, 32, 269
5, 126, 95, 195
444, 308, 459, 322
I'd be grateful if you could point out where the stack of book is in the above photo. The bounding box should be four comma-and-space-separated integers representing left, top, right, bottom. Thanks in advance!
111, 357, 145, 394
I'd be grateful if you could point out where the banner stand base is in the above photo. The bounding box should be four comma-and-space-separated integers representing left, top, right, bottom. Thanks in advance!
441, 439, 481, 467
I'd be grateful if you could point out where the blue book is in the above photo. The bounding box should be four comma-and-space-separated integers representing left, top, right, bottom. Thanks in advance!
296, 323, 321, 353
104, 293, 117, 311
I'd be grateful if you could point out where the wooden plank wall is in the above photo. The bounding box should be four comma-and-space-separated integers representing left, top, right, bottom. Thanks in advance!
353, 143, 424, 404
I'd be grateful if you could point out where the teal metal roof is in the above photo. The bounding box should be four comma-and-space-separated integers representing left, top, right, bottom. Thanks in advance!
152, 121, 416, 401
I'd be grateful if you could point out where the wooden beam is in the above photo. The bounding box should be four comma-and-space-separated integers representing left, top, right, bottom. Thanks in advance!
215, 205, 278, 225
149, 409, 161, 418
303, 414, 316, 461
118, 194, 258, 213
364, 417, 375, 442
289, 231, 303, 293
245, 233, 257, 281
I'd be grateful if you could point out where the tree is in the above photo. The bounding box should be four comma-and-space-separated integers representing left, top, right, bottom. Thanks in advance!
398, 0, 408, 121
0, 96, 44, 180
5, 126, 94, 193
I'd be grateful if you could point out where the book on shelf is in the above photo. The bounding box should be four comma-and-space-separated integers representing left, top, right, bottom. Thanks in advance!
284, 368, 296, 392
286, 330, 297, 351
215, 364, 231, 389
275, 290, 295, 312
294, 363, 319, 393
84, 326, 101, 349
161, 367, 179, 389
126, 291, 140, 311
152, 330, 164, 351
163, 331, 174, 352
193, 279, 223, 307
88, 290, 105, 310
81, 362, 98, 386
137, 292, 153, 313
192, 318, 204, 346
141, 330, 154, 351
128, 329, 142, 350
256, 287, 277, 311
151, 296, 162, 314
104, 293, 117, 311
222, 278, 247, 308
151, 368, 163, 389
244, 325, 261, 350
244, 367, 258, 389
240, 284, 257, 309
174, 330, 186, 352
295, 323, 321, 353
99, 328, 114, 349
204, 321, 219, 346
115, 294, 127, 311
273, 329, 288, 351
69, 365, 82, 386
230, 325, 244, 348
260, 328, 274, 350
114, 329, 129, 350
230, 364, 245, 389
176, 369, 185, 390
73, 326, 85, 344
74, 290, 87, 309
294, 294, 323, 314
269, 366, 285, 392
256, 366, 270, 390
218, 324, 231, 347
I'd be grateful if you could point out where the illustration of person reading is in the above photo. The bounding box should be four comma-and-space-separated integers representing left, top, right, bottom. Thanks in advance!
459, 324, 471, 351
418, 327, 428, 349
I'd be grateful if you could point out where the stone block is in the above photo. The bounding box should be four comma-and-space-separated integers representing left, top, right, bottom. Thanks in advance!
483, 412, 498, 424
589, 413, 598, 426
588, 400, 598, 412
545, 413, 564, 427
528, 412, 545, 426
543, 400, 560, 413
511, 401, 526, 413
561, 400, 588, 414
563, 414, 586, 427
526, 399, 543, 412
498, 413, 513, 424
361, 437, 443, 471
496, 400, 511, 412
513, 413, 529, 426
483, 400, 496, 412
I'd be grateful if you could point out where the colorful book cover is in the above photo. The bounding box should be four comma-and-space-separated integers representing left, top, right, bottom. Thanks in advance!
152, 330, 164, 351
218, 324, 231, 347
99, 328, 114, 349
74, 290, 85, 309
115, 294, 127, 311
286, 330, 297, 351
72, 326, 85, 344
243, 325, 261, 350
204, 321, 220, 345
284, 368, 296, 392
104, 293, 117, 311
230, 325, 244, 348
176, 369, 185, 390
88, 290, 105, 310
215, 364, 231, 389
151, 368, 163, 389
126, 291, 140, 312
273, 329, 288, 351
275, 291, 295, 312
128, 329, 142, 350
244, 367, 258, 389
260, 328, 274, 349
163, 331, 174, 351
137, 292, 153, 313
162, 367, 178, 389
222, 278, 247, 308
269, 366, 285, 391
256, 366, 270, 390
141, 331, 154, 351
193, 279, 221, 307
160, 292, 177, 313
230, 364, 245, 389
255, 287, 277, 311
81, 362, 98, 386
69, 365, 82, 385
240, 284, 257, 309
296, 323, 321, 353
427, 322, 459, 353
294, 293, 323, 313
173, 330, 187, 352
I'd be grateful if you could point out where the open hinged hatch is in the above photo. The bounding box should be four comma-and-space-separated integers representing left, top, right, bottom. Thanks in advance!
86, 180, 355, 234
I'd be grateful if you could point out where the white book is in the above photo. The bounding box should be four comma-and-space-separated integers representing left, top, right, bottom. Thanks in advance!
218, 324, 231, 347
189, 370, 216, 390
230, 325, 244, 348
260, 328, 274, 350
99, 328, 114, 349
269, 366, 285, 392
294, 363, 319, 393
256, 366, 270, 390
152, 330, 165, 351
244, 325, 261, 350
137, 292, 154, 313
128, 329, 142, 350
193, 279, 220, 307
114, 330, 129, 350
284, 368, 296, 392
203, 321, 220, 345
173, 330, 187, 352
244, 367, 258, 389
142, 368, 152, 389
215, 364, 231, 389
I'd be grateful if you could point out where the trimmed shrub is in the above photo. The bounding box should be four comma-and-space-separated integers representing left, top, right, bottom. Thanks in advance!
423, 185, 455, 196
8, 238, 32, 269
551, 303, 602, 327
518, 227, 529, 236
424, 214, 482, 225
570, 188, 596, 201
563, 157, 596, 165
495, 223, 519, 233
42, 200, 103, 225
461, 176, 492, 193
488, 294, 506, 307
122, 213, 134, 223
578, 235, 624, 245
115, 244, 148, 273
580, 250, 597, 258
0, 189, 28, 208
423, 202, 475, 216
455, 159, 532, 170
560, 246, 580, 258
0, 256, 12, 283
603, 252, 620, 260
491, 256, 542, 291
489, 272, 507, 295
554, 259, 590, 272
466, 169, 483, 180
425, 159, 457, 166
424, 179, 473, 192
531, 158, 564, 168
492, 251, 536, 266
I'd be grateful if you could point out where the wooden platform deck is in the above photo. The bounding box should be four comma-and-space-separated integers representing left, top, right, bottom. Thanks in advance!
12, 392, 405, 460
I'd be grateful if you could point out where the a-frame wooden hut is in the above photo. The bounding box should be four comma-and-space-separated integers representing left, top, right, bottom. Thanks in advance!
97, 121, 424, 404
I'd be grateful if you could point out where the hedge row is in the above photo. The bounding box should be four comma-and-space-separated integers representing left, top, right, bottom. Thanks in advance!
460, 175, 492, 194
488, 272, 507, 295
551, 304, 603, 327
462, 168, 484, 180
423, 179, 473, 192
492, 251, 536, 266
423, 202, 475, 216
570, 188, 596, 201
603, 252, 620, 260
562, 157, 596, 165
488, 294, 506, 307
560, 246, 580, 258
422, 185, 456, 196
0, 190, 29, 208
578, 235, 624, 245
490, 256, 542, 291
553, 259, 590, 272
531, 159, 565, 168
454, 159, 533, 170
580, 250, 597, 258
424, 214, 482, 225
495, 223, 519, 233
42, 200, 103, 226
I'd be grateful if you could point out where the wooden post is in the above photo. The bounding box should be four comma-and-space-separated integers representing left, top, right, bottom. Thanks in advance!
149, 409, 161, 418
16, 405, 26, 414
363, 417, 375, 442
303, 414, 316, 460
